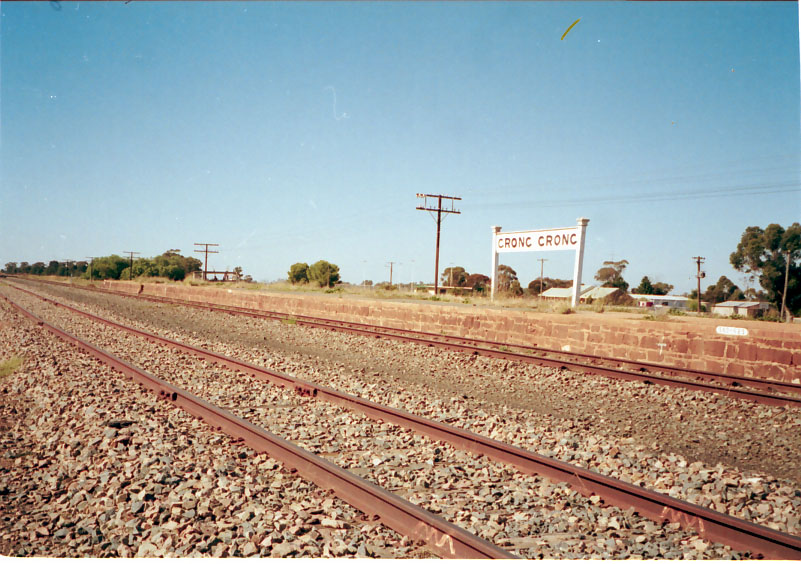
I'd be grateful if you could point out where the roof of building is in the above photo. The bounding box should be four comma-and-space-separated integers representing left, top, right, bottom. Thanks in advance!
713, 301, 766, 308
629, 294, 689, 301
582, 286, 621, 299
541, 284, 592, 298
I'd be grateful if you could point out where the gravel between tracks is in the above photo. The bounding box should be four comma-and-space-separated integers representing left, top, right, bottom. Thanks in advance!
0, 300, 431, 558
4, 287, 750, 558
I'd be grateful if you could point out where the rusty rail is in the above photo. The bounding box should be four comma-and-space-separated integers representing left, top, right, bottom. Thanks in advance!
8, 284, 801, 560
14, 277, 801, 407
1, 292, 514, 559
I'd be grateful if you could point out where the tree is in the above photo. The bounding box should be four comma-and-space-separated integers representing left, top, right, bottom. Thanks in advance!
233, 266, 243, 279
496, 265, 518, 293
441, 266, 467, 287
633, 276, 673, 296
3, 262, 18, 274
634, 276, 654, 295
730, 223, 801, 314
527, 277, 571, 296
595, 259, 629, 291
308, 260, 340, 288
465, 273, 490, 292
651, 282, 674, 296
703, 276, 745, 304
288, 263, 309, 284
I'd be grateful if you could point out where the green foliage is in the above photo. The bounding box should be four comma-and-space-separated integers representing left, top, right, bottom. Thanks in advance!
635, 276, 654, 295
652, 282, 673, 295
465, 273, 490, 292
686, 299, 707, 313
497, 264, 519, 293
667, 308, 686, 316
441, 266, 468, 287
634, 276, 674, 296
527, 277, 571, 296
730, 222, 801, 314
595, 260, 629, 292
308, 260, 340, 288
288, 263, 310, 284
703, 276, 745, 304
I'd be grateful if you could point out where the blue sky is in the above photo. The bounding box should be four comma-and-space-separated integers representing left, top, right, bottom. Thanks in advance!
2, 2, 799, 293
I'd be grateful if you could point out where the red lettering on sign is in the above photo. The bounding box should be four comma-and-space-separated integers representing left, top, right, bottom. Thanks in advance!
538, 236, 544, 246
546, 235, 553, 245
570, 233, 577, 245
525, 237, 531, 247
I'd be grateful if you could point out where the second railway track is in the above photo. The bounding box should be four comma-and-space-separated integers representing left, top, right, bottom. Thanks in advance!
5, 283, 801, 559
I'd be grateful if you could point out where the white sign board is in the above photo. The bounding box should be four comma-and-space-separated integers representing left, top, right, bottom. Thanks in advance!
494, 227, 580, 253
490, 218, 589, 307
716, 326, 749, 337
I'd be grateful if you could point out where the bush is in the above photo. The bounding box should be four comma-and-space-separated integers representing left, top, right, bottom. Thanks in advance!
686, 299, 707, 313
308, 260, 340, 288
288, 263, 309, 284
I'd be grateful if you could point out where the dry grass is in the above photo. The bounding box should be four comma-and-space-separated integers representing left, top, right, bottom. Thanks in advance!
0, 356, 23, 380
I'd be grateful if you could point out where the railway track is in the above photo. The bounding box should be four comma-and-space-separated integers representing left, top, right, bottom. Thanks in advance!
5, 283, 801, 559
14, 277, 801, 408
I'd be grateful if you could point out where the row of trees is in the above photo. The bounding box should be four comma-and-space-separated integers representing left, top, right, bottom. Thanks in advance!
3, 250, 202, 281
288, 260, 341, 287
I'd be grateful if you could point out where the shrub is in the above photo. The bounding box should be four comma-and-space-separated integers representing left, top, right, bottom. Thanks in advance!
308, 260, 340, 288
288, 263, 309, 284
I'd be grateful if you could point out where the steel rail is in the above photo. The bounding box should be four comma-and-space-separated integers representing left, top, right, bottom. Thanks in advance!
9, 285, 801, 560
0, 292, 514, 559
12, 278, 801, 409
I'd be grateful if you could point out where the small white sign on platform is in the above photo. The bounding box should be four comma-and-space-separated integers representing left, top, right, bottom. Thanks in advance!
716, 326, 748, 337
491, 218, 590, 307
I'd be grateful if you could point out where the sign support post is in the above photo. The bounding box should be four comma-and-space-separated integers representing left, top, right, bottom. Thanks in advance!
490, 225, 501, 300
570, 217, 590, 308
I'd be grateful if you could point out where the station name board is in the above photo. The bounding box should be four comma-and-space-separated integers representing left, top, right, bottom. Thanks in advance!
494, 227, 580, 253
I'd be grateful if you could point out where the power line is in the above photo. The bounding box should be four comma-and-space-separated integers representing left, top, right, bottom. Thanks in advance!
416, 193, 461, 295
474, 180, 800, 210
194, 243, 219, 282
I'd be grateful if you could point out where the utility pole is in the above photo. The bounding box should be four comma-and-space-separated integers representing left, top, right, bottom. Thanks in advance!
693, 256, 705, 314
194, 243, 219, 282
538, 258, 548, 297
385, 261, 397, 286
781, 250, 791, 322
86, 257, 97, 282
416, 193, 461, 296
123, 252, 140, 280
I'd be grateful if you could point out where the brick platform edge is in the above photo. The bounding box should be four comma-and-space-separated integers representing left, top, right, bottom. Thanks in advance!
102, 281, 801, 384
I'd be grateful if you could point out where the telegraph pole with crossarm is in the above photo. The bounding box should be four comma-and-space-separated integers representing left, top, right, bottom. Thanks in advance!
123, 251, 140, 280
416, 194, 461, 296
194, 243, 219, 281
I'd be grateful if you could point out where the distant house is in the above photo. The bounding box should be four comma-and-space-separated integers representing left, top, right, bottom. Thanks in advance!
629, 294, 690, 310
540, 284, 591, 301
540, 284, 627, 304
711, 301, 771, 318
